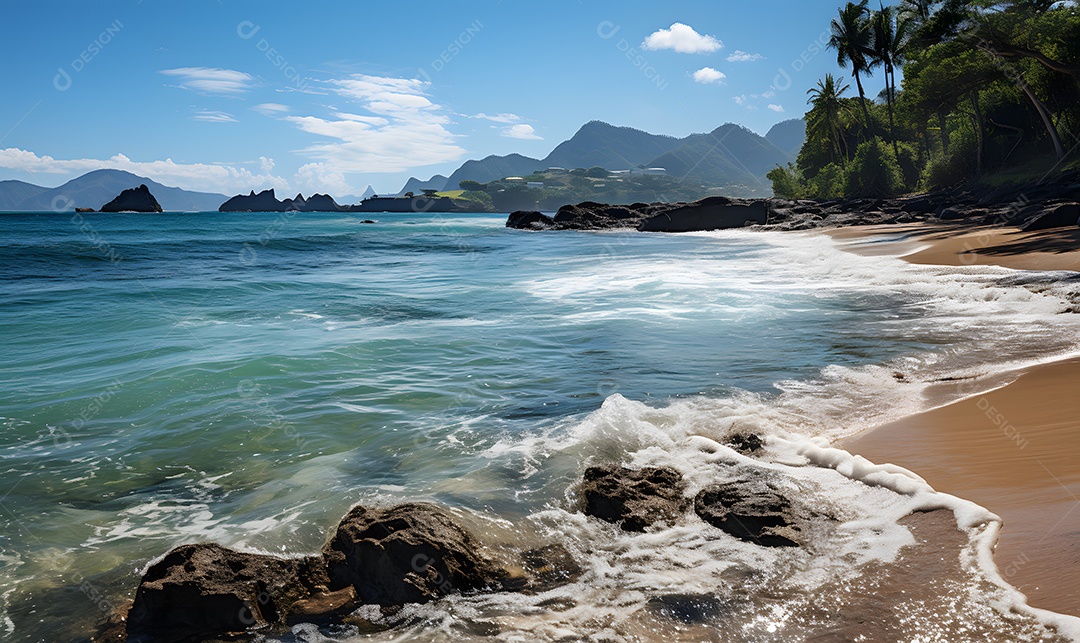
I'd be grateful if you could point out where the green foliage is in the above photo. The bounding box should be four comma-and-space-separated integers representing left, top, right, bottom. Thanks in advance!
845, 138, 905, 197
807, 162, 847, 198
458, 190, 494, 211
767, 164, 804, 199
458, 180, 484, 191
584, 166, 611, 178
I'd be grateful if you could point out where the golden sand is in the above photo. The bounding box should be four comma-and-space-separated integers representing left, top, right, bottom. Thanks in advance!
834, 221, 1080, 615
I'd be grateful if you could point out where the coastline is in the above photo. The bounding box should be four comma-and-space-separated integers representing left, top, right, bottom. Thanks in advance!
833, 221, 1080, 616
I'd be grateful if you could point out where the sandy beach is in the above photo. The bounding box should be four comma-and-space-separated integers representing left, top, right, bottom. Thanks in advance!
835, 222, 1080, 615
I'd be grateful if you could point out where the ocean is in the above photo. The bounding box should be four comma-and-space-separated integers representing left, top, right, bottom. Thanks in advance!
3, 210, 1080, 641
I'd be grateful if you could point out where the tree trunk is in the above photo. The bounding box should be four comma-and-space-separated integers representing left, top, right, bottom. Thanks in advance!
853, 71, 873, 135
886, 62, 900, 159
1018, 81, 1066, 160
937, 108, 950, 153
969, 91, 985, 174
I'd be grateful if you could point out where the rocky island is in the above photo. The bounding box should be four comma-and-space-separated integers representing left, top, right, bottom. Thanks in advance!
96, 184, 163, 213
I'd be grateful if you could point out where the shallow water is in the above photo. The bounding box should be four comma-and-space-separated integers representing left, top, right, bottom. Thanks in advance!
2, 211, 1080, 641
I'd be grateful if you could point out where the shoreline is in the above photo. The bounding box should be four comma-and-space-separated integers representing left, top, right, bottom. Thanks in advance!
834, 221, 1080, 616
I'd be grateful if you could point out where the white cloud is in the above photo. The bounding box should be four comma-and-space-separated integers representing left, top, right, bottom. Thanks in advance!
642, 23, 722, 54
254, 103, 290, 116
284, 74, 465, 173
294, 162, 353, 196
727, 50, 764, 62
767, 104, 785, 113
502, 124, 542, 140
0, 147, 288, 195
692, 67, 726, 84
474, 112, 524, 124
159, 67, 255, 95
733, 90, 778, 109
192, 110, 237, 123
259, 156, 275, 173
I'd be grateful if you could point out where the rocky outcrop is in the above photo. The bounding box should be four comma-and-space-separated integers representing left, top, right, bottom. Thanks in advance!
323, 502, 510, 605
219, 188, 289, 212
1022, 202, 1080, 231
580, 465, 687, 531
694, 470, 804, 547
639, 197, 768, 232
99, 184, 163, 213
124, 543, 329, 642
506, 167, 1080, 234
101, 502, 536, 641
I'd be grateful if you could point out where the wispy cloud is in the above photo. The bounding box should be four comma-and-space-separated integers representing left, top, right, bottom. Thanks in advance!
642, 23, 722, 54
474, 112, 525, 124
159, 67, 255, 95
727, 50, 764, 63
284, 74, 465, 173
502, 124, 542, 140
692, 67, 726, 84
192, 110, 238, 123
254, 102, 290, 116
767, 104, 785, 113
0, 147, 287, 195
733, 90, 777, 108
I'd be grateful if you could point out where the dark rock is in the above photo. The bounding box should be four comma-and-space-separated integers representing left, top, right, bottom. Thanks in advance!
581, 465, 686, 531
75, 207, 96, 213
520, 543, 583, 592
219, 188, 288, 212
302, 193, 345, 212
726, 433, 764, 454
100, 184, 162, 213
694, 471, 801, 547
1022, 203, 1080, 231
124, 543, 328, 643
639, 197, 767, 232
360, 219, 377, 224
937, 205, 975, 220
506, 210, 554, 229
322, 502, 509, 606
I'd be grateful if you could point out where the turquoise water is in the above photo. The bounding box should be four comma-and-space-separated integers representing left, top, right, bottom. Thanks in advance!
3, 211, 1080, 641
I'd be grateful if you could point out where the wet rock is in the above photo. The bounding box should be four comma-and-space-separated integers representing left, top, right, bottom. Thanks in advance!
1022, 203, 1080, 231
322, 502, 509, 606
581, 465, 687, 531
124, 543, 328, 642
506, 210, 554, 229
638, 197, 767, 232
520, 543, 583, 592
726, 433, 764, 455
694, 471, 803, 547
285, 586, 359, 625
100, 184, 162, 213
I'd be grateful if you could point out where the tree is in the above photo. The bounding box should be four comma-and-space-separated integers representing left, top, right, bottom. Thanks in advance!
806, 74, 853, 166
458, 180, 485, 191
868, 4, 911, 158
829, 1, 875, 132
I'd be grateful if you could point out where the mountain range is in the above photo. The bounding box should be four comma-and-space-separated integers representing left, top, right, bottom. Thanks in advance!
0, 169, 228, 212
398, 119, 805, 196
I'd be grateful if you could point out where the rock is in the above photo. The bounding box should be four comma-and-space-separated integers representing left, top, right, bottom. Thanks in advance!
506, 210, 554, 229
646, 593, 729, 624
322, 502, 509, 606
520, 543, 583, 592
124, 543, 328, 643
581, 465, 687, 531
1021, 202, 1080, 231
639, 197, 767, 232
219, 188, 288, 212
726, 433, 764, 454
99, 184, 162, 213
285, 586, 359, 625
360, 219, 376, 224
75, 207, 96, 213
302, 193, 345, 212
694, 471, 802, 547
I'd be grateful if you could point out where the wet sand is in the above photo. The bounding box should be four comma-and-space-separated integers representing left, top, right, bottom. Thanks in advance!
834, 222, 1080, 616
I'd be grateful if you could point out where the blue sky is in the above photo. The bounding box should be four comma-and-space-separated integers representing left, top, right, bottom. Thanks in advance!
0, 1, 886, 197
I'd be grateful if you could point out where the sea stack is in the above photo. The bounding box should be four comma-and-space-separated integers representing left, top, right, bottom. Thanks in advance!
99, 184, 163, 213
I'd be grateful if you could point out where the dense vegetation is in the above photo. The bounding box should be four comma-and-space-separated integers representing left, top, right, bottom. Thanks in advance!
768, 0, 1080, 199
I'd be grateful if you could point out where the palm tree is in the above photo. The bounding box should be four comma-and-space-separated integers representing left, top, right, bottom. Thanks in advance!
869, 4, 911, 157
828, 0, 875, 133
807, 74, 852, 165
